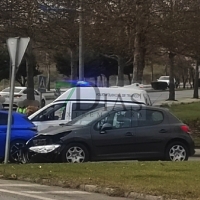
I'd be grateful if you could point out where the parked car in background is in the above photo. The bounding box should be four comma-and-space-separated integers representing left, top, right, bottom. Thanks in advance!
0, 87, 46, 109
20, 105, 195, 163
157, 76, 171, 86
0, 111, 37, 162
157, 76, 178, 87
151, 76, 178, 90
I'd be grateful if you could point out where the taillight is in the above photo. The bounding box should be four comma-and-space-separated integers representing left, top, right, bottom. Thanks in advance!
181, 125, 191, 134
14, 95, 22, 98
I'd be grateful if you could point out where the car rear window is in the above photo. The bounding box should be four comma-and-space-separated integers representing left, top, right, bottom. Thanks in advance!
138, 109, 164, 126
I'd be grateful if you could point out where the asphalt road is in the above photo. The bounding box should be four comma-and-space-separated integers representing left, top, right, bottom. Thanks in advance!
0, 179, 128, 200
147, 89, 194, 105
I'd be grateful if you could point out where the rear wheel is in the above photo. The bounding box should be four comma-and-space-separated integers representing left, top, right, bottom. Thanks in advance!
62, 143, 89, 163
41, 99, 45, 107
9, 140, 26, 163
165, 142, 188, 161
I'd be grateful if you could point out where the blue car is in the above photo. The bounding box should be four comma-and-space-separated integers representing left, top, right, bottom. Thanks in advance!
0, 110, 37, 162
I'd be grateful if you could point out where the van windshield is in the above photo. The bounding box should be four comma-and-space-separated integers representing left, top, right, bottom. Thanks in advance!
67, 108, 109, 126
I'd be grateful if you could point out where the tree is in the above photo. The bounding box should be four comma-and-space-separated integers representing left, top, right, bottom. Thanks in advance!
55, 51, 118, 87
0, 46, 41, 86
85, 0, 134, 86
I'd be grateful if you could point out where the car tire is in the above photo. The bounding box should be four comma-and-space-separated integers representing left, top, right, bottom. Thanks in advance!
41, 99, 45, 107
62, 143, 89, 163
9, 140, 26, 163
165, 142, 188, 161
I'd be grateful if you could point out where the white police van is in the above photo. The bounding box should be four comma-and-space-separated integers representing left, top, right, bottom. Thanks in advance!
28, 86, 152, 131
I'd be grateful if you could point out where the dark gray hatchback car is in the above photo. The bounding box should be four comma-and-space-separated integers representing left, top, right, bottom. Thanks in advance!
20, 105, 195, 163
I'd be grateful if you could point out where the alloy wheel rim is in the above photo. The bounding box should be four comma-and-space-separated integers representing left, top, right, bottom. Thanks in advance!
10, 142, 25, 162
169, 145, 186, 161
66, 146, 85, 163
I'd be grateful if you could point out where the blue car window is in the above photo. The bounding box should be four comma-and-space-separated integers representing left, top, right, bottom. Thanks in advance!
0, 113, 8, 125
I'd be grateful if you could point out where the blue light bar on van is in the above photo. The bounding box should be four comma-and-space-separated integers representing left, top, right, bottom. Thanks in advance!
76, 81, 93, 87
56, 80, 97, 88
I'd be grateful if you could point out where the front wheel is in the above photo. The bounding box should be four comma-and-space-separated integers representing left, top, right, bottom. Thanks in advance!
9, 140, 26, 163
165, 142, 188, 161
62, 144, 89, 163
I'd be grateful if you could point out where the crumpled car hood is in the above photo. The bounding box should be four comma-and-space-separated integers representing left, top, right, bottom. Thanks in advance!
38, 125, 83, 136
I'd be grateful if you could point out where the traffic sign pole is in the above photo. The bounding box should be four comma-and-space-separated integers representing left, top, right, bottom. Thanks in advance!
4, 62, 18, 163
4, 38, 20, 164
4, 37, 30, 164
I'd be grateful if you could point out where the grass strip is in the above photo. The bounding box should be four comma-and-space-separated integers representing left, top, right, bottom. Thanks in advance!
0, 162, 200, 200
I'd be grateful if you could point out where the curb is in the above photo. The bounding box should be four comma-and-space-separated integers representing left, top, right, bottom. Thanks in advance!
11, 176, 176, 200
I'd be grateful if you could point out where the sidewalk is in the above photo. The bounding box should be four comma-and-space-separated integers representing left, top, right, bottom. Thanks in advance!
153, 97, 200, 106
194, 149, 200, 157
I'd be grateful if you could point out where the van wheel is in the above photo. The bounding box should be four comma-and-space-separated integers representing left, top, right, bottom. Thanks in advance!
165, 142, 188, 161
9, 140, 26, 163
62, 143, 89, 163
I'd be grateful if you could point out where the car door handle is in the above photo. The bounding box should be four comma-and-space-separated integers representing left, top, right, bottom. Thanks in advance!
159, 129, 167, 133
125, 132, 133, 136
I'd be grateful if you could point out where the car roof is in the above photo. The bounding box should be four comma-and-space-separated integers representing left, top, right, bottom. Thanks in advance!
0, 110, 24, 116
3, 86, 26, 90
15, 87, 26, 90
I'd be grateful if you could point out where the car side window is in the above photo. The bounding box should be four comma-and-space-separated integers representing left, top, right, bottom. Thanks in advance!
95, 110, 132, 131
0, 113, 9, 125
32, 103, 67, 121
138, 109, 164, 126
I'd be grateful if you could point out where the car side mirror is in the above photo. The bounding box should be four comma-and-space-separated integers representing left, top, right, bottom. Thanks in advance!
100, 123, 112, 134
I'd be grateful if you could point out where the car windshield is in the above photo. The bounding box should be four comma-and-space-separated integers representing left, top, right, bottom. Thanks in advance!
159, 77, 169, 80
2, 88, 22, 93
67, 108, 109, 126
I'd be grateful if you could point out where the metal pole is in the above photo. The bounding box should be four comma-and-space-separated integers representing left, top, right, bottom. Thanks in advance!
4, 38, 19, 164
4, 63, 17, 163
79, 0, 84, 81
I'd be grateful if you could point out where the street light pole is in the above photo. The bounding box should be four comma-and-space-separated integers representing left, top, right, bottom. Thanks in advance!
79, 0, 84, 81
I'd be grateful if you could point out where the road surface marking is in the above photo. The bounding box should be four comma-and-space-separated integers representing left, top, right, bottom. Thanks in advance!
23, 190, 90, 194
0, 189, 55, 200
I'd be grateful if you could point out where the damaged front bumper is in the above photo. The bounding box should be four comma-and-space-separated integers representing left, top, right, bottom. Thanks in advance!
19, 136, 64, 163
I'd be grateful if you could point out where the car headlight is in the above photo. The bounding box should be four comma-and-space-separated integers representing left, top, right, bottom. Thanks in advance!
29, 144, 61, 154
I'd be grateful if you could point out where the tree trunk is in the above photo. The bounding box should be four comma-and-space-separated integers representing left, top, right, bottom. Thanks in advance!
165, 65, 168, 75
182, 75, 187, 89
106, 76, 110, 87
193, 59, 199, 98
46, 53, 50, 91
132, 1, 146, 84
100, 75, 103, 87
47, 65, 50, 91
94, 76, 97, 86
151, 61, 154, 81
128, 74, 131, 84
26, 42, 35, 100
168, 52, 176, 101
69, 48, 77, 81
117, 56, 124, 86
